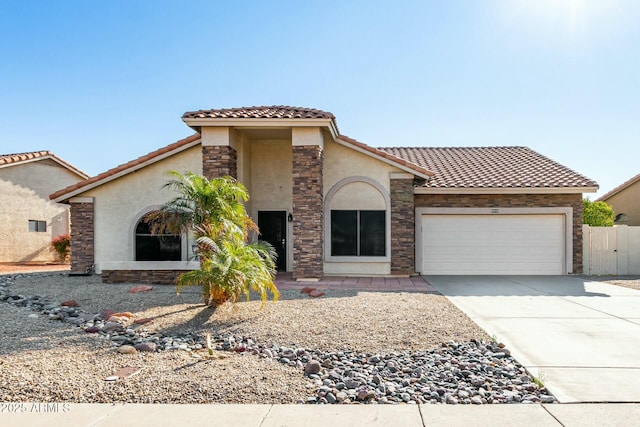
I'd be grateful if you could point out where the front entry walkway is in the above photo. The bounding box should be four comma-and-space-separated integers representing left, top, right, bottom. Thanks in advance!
427, 275, 640, 403
275, 273, 438, 292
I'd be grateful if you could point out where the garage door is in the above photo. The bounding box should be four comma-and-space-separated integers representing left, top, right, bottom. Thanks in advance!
420, 214, 564, 275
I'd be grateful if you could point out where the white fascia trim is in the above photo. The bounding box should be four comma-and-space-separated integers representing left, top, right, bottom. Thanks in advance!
333, 138, 431, 180
69, 197, 94, 203
53, 138, 201, 203
414, 186, 598, 195
183, 118, 339, 139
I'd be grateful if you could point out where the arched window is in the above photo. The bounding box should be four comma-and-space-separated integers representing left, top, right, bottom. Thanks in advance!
135, 214, 181, 261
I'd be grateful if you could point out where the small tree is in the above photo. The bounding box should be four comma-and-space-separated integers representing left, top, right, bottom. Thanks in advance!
148, 171, 279, 307
583, 199, 615, 227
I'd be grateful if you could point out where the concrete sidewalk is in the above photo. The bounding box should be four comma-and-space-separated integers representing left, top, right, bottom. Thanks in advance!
427, 276, 640, 403
2, 403, 640, 426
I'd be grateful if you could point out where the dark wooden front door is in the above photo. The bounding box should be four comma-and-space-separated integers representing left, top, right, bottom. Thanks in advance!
257, 211, 287, 271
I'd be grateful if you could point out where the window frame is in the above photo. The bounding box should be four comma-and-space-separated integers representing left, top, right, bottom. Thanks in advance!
133, 212, 183, 262
330, 209, 386, 257
324, 176, 391, 263
28, 220, 47, 232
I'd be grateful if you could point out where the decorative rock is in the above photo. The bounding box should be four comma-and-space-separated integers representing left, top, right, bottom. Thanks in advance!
471, 396, 483, 405
134, 342, 157, 352
308, 290, 325, 298
134, 317, 154, 325
101, 322, 123, 332
85, 326, 100, 333
304, 360, 322, 375
61, 300, 78, 307
300, 287, 315, 294
117, 345, 137, 354
28, 313, 39, 318
128, 285, 153, 293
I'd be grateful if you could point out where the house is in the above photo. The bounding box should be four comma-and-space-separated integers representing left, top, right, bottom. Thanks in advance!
51, 106, 598, 283
0, 151, 88, 263
596, 173, 640, 225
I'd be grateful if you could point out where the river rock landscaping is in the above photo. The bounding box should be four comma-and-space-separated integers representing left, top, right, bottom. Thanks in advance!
0, 272, 555, 404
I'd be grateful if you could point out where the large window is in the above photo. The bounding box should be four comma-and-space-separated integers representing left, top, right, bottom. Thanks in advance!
331, 210, 385, 256
135, 216, 181, 261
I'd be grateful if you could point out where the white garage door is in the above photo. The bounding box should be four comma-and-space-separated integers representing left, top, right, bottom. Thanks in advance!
421, 214, 564, 275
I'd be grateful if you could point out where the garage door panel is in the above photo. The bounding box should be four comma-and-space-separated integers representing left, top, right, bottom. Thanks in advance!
421, 214, 564, 275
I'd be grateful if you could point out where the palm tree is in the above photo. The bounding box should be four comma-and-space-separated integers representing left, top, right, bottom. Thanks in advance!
148, 171, 279, 307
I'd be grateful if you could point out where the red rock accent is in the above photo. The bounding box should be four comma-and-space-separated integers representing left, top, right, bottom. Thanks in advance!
292, 145, 324, 279
128, 285, 154, 293
70, 200, 94, 274
309, 290, 325, 298
61, 300, 78, 307
134, 318, 154, 325
300, 287, 316, 294
202, 145, 237, 179
415, 193, 584, 273
390, 177, 415, 275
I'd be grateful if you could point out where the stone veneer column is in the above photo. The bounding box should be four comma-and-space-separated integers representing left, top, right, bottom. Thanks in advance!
202, 145, 237, 179
292, 145, 324, 279
390, 174, 415, 275
69, 197, 94, 274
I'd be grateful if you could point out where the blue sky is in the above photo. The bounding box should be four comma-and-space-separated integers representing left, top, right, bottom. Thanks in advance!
1, 0, 639, 198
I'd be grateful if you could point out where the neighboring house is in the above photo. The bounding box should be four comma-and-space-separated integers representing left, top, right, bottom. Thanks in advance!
597, 173, 640, 225
51, 106, 598, 283
0, 151, 88, 263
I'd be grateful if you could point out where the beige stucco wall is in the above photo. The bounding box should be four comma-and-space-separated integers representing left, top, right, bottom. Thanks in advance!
603, 184, 640, 226
0, 160, 83, 262
247, 139, 293, 270
78, 146, 202, 272
322, 137, 403, 275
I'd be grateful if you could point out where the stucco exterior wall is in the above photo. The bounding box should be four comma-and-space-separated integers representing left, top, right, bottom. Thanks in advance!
247, 140, 293, 270
322, 138, 404, 275
78, 146, 202, 272
603, 184, 640, 226
0, 160, 83, 262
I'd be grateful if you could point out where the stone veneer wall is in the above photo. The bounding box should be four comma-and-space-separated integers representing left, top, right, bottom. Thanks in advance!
292, 145, 323, 279
390, 178, 415, 275
414, 193, 584, 273
102, 270, 181, 284
69, 200, 94, 274
202, 145, 237, 179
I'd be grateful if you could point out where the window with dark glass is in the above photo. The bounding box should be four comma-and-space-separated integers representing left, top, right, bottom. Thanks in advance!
28, 220, 46, 232
331, 210, 385, 256
135, 217, 181, 261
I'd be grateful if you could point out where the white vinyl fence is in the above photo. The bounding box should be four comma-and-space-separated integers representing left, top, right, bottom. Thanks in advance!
583, 225, 640, 275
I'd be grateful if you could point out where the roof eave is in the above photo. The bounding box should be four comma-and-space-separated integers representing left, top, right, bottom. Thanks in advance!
414, 186, 599, 195
183, 117, 339, 140
596, 173, 640, 201
0, 154, 89, 179
335, 137, 433, 180
52, 136, 201, 203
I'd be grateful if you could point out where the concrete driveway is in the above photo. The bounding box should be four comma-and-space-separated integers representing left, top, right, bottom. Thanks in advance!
426, 276, 640, 403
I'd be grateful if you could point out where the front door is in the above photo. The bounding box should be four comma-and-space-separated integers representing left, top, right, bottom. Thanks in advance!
257, 211, 287, 271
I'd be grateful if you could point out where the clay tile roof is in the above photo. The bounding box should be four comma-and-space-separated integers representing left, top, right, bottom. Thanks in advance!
338, 135, 433, 178
50, 134, 200, 201
182, 105, 336, 120
0, 150, 88, 179
379, 146, 598, 189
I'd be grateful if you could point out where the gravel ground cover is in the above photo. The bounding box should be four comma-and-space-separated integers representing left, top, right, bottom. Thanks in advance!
0, 272, 555, 404
597, 277, 640, 291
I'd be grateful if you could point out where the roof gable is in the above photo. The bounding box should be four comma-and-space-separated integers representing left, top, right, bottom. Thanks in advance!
597, 172, 640, 201
380, 146, 598, 191
0, 150, 88, 179
51, 134, 200, 202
